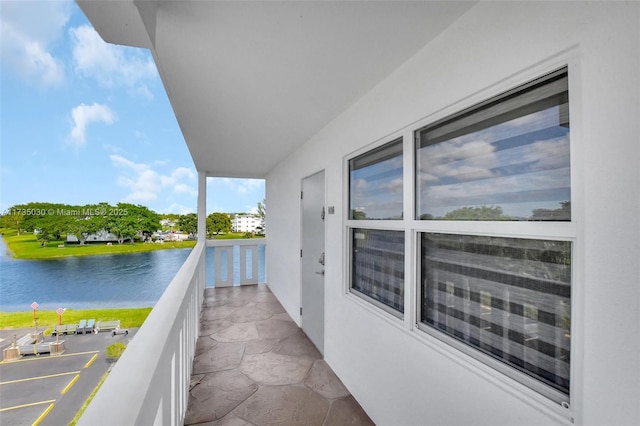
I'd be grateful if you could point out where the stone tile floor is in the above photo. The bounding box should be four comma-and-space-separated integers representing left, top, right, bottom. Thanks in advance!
185, 284, 375, 426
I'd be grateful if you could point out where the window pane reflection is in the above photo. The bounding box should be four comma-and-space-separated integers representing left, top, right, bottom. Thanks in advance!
352, 228, 405, 314
421, 233, 571, 396
350, 138, 403, 220
416, 69, 570, 221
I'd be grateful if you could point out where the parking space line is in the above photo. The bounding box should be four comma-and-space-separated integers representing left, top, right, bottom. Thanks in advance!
0, 399, 55, 413
84, 353, 99, 368
0, 370, 81, 385
32, 402, 55, 426
61, 374, 80, 395
0, 350, 99, 365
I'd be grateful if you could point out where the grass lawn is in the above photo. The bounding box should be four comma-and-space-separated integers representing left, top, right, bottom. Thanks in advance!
0, 229, 196, 259
1, 229, 263, 260
0, 307, 152, 333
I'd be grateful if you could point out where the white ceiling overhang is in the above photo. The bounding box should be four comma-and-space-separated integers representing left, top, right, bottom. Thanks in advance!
77, 0, 476, 178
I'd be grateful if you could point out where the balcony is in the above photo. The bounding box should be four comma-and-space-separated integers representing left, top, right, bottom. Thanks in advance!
186, 284, 373, 425
78, 239, 372, 425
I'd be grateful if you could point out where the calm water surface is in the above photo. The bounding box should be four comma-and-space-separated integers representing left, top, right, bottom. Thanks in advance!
0, 237, 192, 312
0, 238, 266, 312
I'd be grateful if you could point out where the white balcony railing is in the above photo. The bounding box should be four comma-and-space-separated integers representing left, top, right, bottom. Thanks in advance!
207, 238, 266, 286
78, 238, 266, 425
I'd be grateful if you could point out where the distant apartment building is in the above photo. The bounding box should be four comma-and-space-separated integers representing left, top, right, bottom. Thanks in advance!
231, 214, 262, 234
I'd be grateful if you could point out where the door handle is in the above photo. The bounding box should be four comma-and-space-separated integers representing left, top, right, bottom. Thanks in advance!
318, 252, 325, 266
315, 271, 325, 276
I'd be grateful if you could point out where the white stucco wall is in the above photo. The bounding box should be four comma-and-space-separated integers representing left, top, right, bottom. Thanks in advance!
266, 2, 639, 425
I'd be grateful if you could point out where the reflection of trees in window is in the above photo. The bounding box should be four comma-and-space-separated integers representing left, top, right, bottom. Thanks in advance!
351, 209, 367, 220
531, 201, 571, 221
425, 201, 571, 222
442, 205, 513, 221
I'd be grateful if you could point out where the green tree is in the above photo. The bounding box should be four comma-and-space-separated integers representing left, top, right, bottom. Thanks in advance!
40, 211, 72, 241
67, 214, 102, 245
113, 203, 160, 241
160, 213, 180, 222
0, 210, 24, 234
178, 213, 197, 235
206, 212, 231, 237
107, 214, 138, 244
256, 199, 266, 234
35, 228, 52, 246
6, 202, 66, 232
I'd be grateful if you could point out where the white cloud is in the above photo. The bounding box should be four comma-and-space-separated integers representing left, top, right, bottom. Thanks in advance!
171, 167, 196, 181
110, 154, 197, 203
218, 178, 264, 195
69, 103, 115, 147
163, 203, 195, 215
0, 1, 71, 86
70, 25, 158, 96
174, 183, 198, 196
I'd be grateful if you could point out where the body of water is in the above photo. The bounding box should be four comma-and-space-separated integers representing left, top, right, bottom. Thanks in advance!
0, 238, 266, 312
0, 239, 192, 312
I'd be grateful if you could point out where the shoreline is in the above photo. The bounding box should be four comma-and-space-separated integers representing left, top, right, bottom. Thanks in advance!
0, 231, 196, 260
1, 230, 262, 260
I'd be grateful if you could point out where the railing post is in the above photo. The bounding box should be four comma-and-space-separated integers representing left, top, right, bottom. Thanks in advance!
207, 239, 266, 287
197, 171, 207, 242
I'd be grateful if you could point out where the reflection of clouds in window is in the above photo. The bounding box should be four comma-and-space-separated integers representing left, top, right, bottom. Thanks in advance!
350, 139, 403, 219
419, 137, 498, 183
484, 106, 561, 143
424, 168, 569, 208
380, 177, 403, 192
521, 136, 569, 170
416, 69, 570, 220
352, 162, 403, 219
354, 178, 369, 190
419, 108, 565, 185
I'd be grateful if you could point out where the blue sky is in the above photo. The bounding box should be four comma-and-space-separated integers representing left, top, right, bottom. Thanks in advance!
0, 1, 264, 216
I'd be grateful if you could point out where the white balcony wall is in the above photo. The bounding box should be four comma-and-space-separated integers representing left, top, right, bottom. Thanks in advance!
266, 2, 639, 426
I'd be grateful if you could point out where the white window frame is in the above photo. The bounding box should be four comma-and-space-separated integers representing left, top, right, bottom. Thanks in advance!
345, 135, 407, 319
343, 53, 582, 419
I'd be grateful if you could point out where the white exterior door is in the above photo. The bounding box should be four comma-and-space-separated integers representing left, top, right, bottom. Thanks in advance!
301, 170, 325, 354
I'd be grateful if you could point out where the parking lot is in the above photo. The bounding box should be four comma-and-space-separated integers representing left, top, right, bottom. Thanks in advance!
0, 327, 136, 425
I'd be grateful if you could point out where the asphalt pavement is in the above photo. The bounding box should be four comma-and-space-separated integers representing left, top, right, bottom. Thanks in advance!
0, 326, 137, 426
